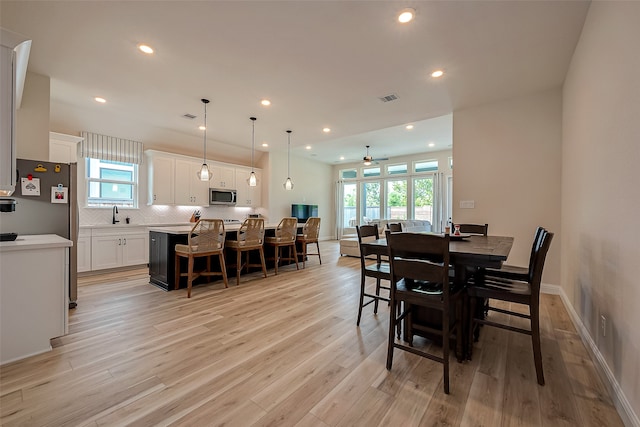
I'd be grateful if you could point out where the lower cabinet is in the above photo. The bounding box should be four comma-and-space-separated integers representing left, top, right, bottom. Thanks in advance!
76, 231, 91, 273
91, 228, 149, 271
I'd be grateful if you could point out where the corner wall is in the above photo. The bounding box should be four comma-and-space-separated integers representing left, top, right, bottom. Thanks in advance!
562, 2, 640, 422
15, 71, 49, 160
452, 89, 562, 285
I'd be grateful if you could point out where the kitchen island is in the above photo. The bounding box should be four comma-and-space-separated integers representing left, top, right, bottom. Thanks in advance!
0, 234, 72, 364
148, 223, 286, 291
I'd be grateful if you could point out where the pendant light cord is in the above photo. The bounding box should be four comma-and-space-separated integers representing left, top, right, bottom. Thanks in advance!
287, 130, 291, 176
203, 101, 207, 162
250, 117, 256, 171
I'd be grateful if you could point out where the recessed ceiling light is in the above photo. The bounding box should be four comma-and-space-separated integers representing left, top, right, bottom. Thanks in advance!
406, 124, 414, 130
322, 127, 331, 133
305, 146, 311, 150
431, 69, 444, 78
428, 142, 435, 147
340, 156, 345, 160
261, 143, 268, 147
260, 99, 271, 106
199, 125, 206, 131
94, 97, 106, 103
398, 8, 415, 23
138, 44, 154, 54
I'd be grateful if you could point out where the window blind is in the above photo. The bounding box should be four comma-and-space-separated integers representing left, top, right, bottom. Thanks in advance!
78, 131, 144, 164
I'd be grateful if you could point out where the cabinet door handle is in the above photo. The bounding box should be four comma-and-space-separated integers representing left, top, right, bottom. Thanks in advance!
123, 238, 127, 245
154, 195, 157, 201
118, 238, 122, 245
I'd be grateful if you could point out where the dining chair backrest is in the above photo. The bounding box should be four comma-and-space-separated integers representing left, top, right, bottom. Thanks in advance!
528, 230, 553, 294
356, 224, 380, 243
387, 232, 450, 295
187, 219, 225, 252
301, 217, 321, 240
388, 223, 403, 232
456, 223, 488, 236
236, 218, 265, 246
527, 226, 546, 274
274, 217, 298, 243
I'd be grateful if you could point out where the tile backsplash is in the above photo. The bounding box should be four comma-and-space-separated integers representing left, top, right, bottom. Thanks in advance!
80, 204, 267, 226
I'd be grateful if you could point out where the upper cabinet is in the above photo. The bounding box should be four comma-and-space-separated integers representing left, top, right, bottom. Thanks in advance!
49, 132, 83, 164
174, 158, 209, 206
210, 164, 235, 189
235, 167, 262, 207
147, 151, 175, 205
146, 150, 263, 207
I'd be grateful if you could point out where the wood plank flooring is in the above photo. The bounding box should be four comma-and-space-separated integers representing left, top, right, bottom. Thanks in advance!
0, 241, 623, 426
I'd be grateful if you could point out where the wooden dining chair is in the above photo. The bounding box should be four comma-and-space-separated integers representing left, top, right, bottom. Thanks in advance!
174, 219, 228, 298
265, 217, 299, 274
388, 223, 403, 232
355, 224, 391, 326
467, 229, 553, 385
483, 226, 544, 281
386, 232, 463, 394
296, 217, 321, 268
454, 223, 488, 236
224, 218, 267, 285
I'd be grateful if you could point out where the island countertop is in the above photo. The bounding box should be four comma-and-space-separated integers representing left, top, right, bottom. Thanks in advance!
148, 223, 282, 234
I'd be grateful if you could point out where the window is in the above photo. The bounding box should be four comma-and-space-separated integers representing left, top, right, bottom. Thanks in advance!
362, 181, 381, 222
340, 169, 357, 179
386, 163, 407, 175
362, 167, 380, 178
342, 182, 357, 227
414, 160, 438, 173
86, 158, 138, 208
414, 177, 434, 222
386, 179, 407, 220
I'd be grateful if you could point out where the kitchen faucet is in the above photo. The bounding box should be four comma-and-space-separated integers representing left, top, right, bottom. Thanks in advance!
112, 206, 119, 224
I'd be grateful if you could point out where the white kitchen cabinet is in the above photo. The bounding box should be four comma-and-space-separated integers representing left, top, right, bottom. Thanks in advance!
49, 132, 83, 164
235, 168, 262, 207
210, 164, 236, 189
174, 158, 209, 206
147, 151, 175, 205
77, 229, 91, 272
91, 228, 148, 270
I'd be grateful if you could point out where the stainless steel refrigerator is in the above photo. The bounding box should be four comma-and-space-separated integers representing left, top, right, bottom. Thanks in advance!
0, 158, 78, 308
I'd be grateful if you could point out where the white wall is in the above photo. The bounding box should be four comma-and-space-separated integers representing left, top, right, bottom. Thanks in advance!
452, 89, 562, 285
562, 2, 640, 421
266, 151, 334, 240
15, 71, 49, 160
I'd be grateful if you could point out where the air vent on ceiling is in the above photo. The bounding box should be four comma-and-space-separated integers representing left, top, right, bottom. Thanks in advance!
182, 113, 197, 119
379, 93, 399, 103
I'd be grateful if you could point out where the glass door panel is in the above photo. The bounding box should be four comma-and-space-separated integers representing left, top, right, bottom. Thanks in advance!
342, 182, 358, 228
386, 179, 407, 220
413, 177, 434, 223
362, 181, 381, 223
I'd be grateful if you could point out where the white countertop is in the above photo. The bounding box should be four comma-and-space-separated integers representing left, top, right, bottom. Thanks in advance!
80, 222, 192, 230
0, 234, 73, 252
148, 223, 280, 234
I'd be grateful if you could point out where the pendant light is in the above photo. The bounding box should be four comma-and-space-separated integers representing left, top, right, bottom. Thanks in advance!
248, 117, 257, 187
283, 130, 294, 190
197, 98, 213, 181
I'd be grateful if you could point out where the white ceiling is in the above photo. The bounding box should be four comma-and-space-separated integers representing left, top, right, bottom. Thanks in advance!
1, 1, 589, 166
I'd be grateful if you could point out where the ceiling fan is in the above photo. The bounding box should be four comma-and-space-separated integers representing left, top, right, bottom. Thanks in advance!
362, 145, 389, 165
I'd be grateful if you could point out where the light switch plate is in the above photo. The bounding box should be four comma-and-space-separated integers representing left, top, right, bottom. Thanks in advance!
460, 200, 475, 209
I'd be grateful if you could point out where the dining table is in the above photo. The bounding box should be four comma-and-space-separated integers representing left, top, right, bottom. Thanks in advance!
360, 233, 514, 358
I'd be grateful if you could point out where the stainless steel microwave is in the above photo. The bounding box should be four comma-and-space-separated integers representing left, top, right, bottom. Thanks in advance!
209, 188, 237, 205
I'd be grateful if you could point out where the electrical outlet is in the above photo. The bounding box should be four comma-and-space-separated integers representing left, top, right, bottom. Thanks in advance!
600, 315, 606, 337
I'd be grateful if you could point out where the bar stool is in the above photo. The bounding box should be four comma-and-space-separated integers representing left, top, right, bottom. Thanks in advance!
225, 218, 267, 285
296, 217, 321, 268
174, 219, 228, 298
265, 217, 299, 274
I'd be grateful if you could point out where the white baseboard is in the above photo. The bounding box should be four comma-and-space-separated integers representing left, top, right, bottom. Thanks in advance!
542, 283, 639, 427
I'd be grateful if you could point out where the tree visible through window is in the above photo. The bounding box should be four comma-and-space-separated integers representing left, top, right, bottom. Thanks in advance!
386, 179, 407, 219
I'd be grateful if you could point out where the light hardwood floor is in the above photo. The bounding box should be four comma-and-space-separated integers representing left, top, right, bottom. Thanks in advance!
0, 241, 623, 426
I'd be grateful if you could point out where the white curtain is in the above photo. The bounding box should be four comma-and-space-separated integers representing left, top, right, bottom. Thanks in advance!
78, 131, 144, 164
432, 172, 445, 232
336, 180, 345, 239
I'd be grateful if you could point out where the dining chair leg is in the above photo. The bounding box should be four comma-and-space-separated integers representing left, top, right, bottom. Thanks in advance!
274, 246, 280, 275
206, 255, 211, 282
302, 242, 307, 269
316, 242, 322, 264
531, 305, 545, 385
292, 244, 299, 270
386, 299, 396, 370
455, 298, 463, 362
467, 296, 477, 360
443, 309, 450, 394
357, 275, 366, 326
374, 278, 381, 314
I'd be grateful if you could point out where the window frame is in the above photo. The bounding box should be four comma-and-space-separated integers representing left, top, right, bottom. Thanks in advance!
85, 158, 139, 208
